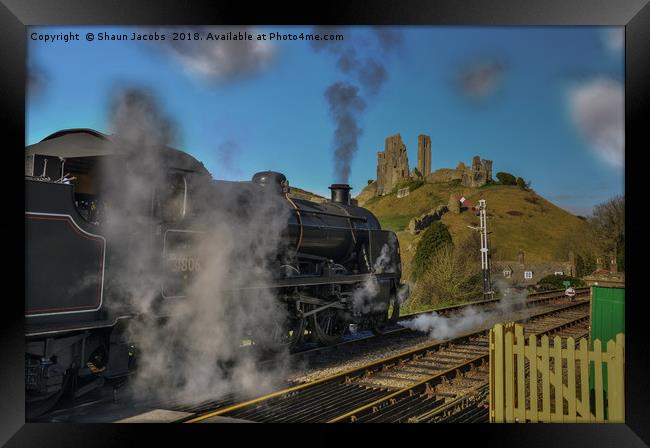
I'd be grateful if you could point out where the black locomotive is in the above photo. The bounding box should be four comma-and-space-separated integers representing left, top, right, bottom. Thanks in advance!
25, 128, 403, 414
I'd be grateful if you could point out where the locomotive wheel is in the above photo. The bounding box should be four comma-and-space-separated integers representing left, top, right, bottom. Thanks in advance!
255, 315, 306, 352
311, 307, 347, 345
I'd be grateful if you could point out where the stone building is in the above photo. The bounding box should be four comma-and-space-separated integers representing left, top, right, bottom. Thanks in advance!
376, 133, 410, 196
416, 134, 431, 177
492, 250, 575, 287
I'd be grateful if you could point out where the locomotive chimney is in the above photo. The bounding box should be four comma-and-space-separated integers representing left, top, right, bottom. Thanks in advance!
329, 184, 352, 205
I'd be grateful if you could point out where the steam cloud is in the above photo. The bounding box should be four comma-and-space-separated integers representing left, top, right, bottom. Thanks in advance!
155, 27, 275, 83
399, 279, 528, 340
313, 27, 402, 183
351, 234, 404, 314
101, 88, 291, 405
456, 60, 506, 99
568, 77, 624, 168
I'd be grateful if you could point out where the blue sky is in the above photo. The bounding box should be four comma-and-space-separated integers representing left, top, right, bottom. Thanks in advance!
27, 26, 624, 216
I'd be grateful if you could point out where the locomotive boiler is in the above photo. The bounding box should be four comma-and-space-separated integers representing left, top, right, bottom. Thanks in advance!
24, 128, 403, 415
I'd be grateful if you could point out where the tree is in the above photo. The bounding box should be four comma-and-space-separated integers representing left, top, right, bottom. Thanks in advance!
409, 239, 483, 308
496, 172, 517, 185
589, 195, 625, 271
535, 274, 585, 291
411, 221, 453, 281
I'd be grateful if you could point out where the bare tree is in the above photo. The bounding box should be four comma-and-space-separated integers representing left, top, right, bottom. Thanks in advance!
589, 195, 625, 268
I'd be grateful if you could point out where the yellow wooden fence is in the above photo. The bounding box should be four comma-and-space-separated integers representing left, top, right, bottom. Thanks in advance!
489, 323, 624, 423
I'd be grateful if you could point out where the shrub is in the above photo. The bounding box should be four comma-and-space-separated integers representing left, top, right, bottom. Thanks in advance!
535, 274, 585, 291
411, 221, 453, 281
496, 172, 517, 185
506, 210, 523, 216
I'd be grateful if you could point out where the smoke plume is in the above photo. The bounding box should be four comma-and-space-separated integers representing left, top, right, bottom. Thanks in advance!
325, 83, 367, 184
312, 27, 401, 183
456, 59, 506, 100
100, 88, 291, 405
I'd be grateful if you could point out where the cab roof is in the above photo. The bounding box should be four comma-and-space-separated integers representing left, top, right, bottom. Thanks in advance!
26, 128, 210, 175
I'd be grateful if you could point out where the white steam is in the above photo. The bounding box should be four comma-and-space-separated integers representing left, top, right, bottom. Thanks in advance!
351, 236, 399, 314
399, 279, 527, 340
101, 88, 291, 404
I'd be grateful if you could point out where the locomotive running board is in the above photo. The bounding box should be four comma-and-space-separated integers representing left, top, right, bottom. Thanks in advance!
239, 272, 396, 289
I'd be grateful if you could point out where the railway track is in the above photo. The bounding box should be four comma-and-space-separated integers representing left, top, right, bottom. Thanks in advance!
29, 288, 587, 422
289, 288, 588, 362
182, 299, 590, 423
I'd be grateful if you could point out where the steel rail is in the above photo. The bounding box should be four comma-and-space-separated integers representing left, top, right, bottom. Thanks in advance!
184, 299, 588, 423
327, 305, 590, 423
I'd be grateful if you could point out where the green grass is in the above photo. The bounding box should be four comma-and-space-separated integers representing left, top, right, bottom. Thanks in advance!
378, 215, 412, 232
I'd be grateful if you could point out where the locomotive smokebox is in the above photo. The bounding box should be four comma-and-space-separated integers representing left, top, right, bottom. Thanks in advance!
329, 183, 352, 205
252, 171, 289, 194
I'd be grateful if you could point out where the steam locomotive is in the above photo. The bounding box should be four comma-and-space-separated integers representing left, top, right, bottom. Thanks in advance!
25, 128, 403, 414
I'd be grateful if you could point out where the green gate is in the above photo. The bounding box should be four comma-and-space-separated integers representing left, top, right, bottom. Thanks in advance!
589, 286, 625, 418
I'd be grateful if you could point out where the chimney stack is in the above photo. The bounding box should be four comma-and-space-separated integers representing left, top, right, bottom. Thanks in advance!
517, 250, 525, 266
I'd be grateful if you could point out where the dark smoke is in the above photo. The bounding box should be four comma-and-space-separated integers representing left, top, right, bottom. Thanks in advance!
456, 59, 506, 100
214, 139, 243, 176
325, 83, 367, 183
311, 27, 401, 183
28, 62, 48, 100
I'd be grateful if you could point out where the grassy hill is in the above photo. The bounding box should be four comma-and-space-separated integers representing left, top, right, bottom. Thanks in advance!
357, 181, 594, 282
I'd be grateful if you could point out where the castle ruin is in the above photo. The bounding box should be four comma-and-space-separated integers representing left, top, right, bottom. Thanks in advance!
374, 132, 493, 196
376, 133, 410, 196
416, 134, 431, 177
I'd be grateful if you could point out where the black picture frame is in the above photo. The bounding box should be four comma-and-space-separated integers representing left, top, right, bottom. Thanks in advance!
1, 0, 647, 446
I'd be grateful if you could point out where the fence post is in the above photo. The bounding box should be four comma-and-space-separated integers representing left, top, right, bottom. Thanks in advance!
505, 326, 515, 422
593, 339, 604, 422
541, 335, 551, 422
578, 338, 590, 422
515, 325, 526, 422
553, 336, 564, 422
528, 333, 539, 423
493, 324, 504, 423
566, 337, 577, 422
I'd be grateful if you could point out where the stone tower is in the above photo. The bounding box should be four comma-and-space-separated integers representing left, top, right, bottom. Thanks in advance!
416, 134, 431, 177
376, 133, 410, 196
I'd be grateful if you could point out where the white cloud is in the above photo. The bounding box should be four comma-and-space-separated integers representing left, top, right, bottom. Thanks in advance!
159, 27, 275, 82
603, 28, 624, 53
568, 78, 624, 168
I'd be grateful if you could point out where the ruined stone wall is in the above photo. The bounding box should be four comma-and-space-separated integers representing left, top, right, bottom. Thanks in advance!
416, 134, 431, 177
376, 133, 410, 196
461, 156, 493, 187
